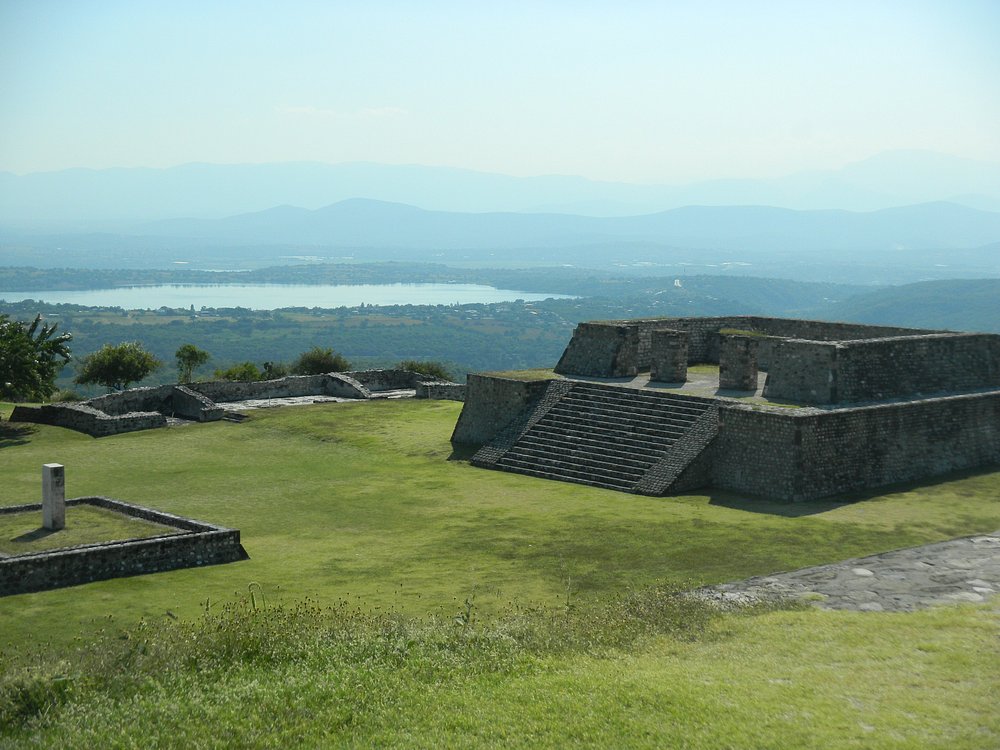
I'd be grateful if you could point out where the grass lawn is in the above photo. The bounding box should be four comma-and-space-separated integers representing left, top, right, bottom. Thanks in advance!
1, 399, 998, 747
0, 504, 177, 555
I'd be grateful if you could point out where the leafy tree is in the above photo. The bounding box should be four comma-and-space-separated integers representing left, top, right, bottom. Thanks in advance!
396, 360, 452, 381
0, 314, 72, 401
214, 362, 263, 382
175, 343, 210, 383
290, 346, 351, 375
74, 342, 160, 392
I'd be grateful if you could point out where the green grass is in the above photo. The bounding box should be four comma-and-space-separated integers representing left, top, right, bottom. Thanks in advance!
481, 368, 562, 380
0, 505, 176, 555
1, 399, 999, 647
1, 400, 999, 746
1, 597, 996, 748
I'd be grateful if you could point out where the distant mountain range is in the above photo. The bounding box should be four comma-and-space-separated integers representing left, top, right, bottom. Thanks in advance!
132, 199, 1000, 254
2, 150, 1000, 227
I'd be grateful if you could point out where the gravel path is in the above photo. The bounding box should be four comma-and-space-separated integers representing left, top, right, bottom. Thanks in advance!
698, 530, 1000, 612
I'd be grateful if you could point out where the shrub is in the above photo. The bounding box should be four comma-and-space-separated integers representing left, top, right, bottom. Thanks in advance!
214, 362, 263, 382
291, 347, 350, 375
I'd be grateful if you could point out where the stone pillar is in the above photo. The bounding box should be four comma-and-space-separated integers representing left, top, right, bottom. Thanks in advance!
42, 463, 65, 531
719, 335, 758, 391
649, 329, 688, 382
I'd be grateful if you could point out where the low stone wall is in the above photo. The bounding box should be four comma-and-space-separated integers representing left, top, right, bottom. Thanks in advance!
416, 382, 466, 401
712, 391, 1000, 501
349, 369, 429, 391
451, 374, 552, 446
0, 496, 247, 597
191, 372, 371, 402
172, 385, 225, 421
9, 403, 166, 437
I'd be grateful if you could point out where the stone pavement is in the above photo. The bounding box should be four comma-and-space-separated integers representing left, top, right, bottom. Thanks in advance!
697, 530, 1000, 612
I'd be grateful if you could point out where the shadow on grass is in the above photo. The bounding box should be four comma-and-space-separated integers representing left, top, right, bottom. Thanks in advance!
0, 422, 36, 448
705, 464, 1000, 516
447, 443, 479, 461
704, 490, 847, 518
11, 527, 58, 544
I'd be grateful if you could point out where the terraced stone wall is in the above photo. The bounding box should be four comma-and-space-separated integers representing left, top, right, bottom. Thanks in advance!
713, 392, 1000, 501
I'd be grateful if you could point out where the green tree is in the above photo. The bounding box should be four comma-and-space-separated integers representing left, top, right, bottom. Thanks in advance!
214, 362, 263, 382
74, 342, 160, 392
290, 346, 351, 375
175, 343, 210, 383
396, 360, 452, 381
0, 314, 72, 401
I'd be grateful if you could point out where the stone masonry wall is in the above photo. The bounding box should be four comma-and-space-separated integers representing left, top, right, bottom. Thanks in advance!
718, 336, 759, 390
712, 392, 1000, 501
554, 323, 640, 377
836, 334, 1000, 402
557, 316, 942, 377
451, 375, 552, 446
762, 339, 840, 403
649, 329, 688, 382
0, 496, 247, 597
415, 382, 466, 401
9, 403, 166, 437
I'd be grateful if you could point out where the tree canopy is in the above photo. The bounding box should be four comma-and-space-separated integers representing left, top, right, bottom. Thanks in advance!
74, 342, 161, 392
175, 343, 210, 383
0, 314, 72, 401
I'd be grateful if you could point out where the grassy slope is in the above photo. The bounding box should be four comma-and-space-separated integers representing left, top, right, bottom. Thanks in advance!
1, 400, 999, 646
1, 401, 999, 747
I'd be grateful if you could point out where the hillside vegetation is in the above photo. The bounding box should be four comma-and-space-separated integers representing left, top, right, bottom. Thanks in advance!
1, 401, 999, 746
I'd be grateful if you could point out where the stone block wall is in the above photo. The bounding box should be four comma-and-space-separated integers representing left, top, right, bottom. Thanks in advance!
649, 329, 688, 382
415, 382, 466, 401
171, 385, 225, 421
836, 334, 1000, 402
191, 372, 371, 402
9, 403, 166, 437
712, 392, 1000, 501
719, 336, 758, 390
554, 322, 640, 377
451, 374, 552, 446
349, 369, 431, 392
762, 339, 840, 403
0, 496, 247, 597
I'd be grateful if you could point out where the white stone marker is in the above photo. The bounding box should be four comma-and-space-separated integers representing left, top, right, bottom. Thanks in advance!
42, 463, 65, 530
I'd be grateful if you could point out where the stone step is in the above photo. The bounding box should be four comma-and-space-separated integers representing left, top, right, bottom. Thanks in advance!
516, 434, 665, 466
568, 383, 714, 407
561, 391, 710, 418
523, 425, 673, 457
545, 404, 698, 432
538, 410, 689, 439
502, 443, 655, 475
494, 458, 639, 490
496, 464, 635, 491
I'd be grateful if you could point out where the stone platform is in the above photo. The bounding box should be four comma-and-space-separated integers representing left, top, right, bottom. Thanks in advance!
697, 531, 1000, 612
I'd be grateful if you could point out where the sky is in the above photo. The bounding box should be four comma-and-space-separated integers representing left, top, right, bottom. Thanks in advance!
1, 0, 999, 183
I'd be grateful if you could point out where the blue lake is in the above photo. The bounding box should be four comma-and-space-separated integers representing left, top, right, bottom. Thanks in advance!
0, 283, 574, 310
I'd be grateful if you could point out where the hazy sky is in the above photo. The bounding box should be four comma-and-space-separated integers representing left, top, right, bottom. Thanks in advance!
1, 0, 998, 182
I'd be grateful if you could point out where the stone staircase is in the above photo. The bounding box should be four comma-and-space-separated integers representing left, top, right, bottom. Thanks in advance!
473, 382, 716, 493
